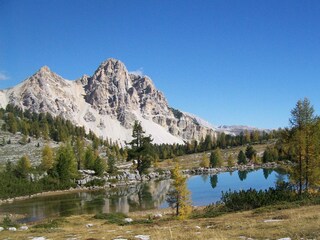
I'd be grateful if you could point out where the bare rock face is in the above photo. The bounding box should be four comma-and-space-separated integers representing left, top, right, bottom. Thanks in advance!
0, 58, 217, 144
6, 66, 80, 120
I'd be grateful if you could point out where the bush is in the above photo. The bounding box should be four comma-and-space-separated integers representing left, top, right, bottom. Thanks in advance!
221, 183, 298, 211
1, 215, 19, 228
94, 212, 127, 224
85, 178, 106, 187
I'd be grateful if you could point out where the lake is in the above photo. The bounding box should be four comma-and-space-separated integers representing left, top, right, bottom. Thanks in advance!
0, 168, 287, 223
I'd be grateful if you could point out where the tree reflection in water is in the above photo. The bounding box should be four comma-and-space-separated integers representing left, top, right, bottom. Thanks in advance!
238, 170, 248, 181
210, 175, 218, 189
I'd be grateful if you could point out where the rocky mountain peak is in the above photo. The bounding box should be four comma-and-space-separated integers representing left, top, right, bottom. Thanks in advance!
0, 58, 220, 144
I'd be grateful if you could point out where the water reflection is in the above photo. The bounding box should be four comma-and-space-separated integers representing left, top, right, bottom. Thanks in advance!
263, 168, 273, 179
210, 175, 218, 189
0, 179, 171, 223
238, 170, 248, 181
0, 169, 288, 223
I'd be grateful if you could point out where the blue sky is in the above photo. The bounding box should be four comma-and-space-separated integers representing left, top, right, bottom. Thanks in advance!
1, 0, 320, 129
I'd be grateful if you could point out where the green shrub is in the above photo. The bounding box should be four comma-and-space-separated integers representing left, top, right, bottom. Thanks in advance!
85, 178, 106, 187
94, 212, 127, 224
220, 184, 299, 211
1, 215, 19, 228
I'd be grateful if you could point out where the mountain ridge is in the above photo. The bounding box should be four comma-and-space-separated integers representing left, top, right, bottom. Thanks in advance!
0, 58, 219, 144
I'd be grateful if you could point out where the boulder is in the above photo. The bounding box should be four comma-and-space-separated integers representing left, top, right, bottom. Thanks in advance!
153, 213, 162, 219
20, 225, 29, 230
134, 235, 150, 240
124, 218, 133, 223
86, 223, 94, 228
0, 227, 4, 231
8, 227, 17, 231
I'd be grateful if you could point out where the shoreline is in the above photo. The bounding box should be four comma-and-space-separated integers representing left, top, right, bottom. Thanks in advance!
0, 162, 288, 205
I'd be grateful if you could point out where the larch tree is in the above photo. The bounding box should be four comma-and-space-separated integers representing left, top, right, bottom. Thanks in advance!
289, 98, 316, 193
166, 163, 192, 219
200, 153, 210, 168
41, 144, 54, 171
15, 155, 31, 179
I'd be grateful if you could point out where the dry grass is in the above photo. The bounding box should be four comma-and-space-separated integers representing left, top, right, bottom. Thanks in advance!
1, 204, 319, 240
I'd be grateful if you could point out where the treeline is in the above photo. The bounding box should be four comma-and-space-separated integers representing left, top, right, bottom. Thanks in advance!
0, 140, 123, 199
0, 104, 121, 149
153, 129, 278, 160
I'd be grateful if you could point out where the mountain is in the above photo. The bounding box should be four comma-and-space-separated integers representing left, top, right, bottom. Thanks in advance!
0, 58, 217, 145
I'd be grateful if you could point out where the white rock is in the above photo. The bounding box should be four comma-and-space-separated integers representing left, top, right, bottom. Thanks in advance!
277, 238, 291, 240
20, 225, 29, 230
31, 237, 47, 240
153, 213, 162, 219
134, 235, 150, 240
264, 219, 284, 223
195, 226, 201, 229
86, 223, 94, 228
8, 227, 17, 231
0, 227, 4, 231
124, 218, 133, 223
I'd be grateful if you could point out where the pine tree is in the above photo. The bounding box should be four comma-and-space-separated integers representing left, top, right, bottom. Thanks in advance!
84, 146, 95, 170
245, 145, 256, 161
210, 148, 223, 167
107, 154, 116, 174
127, 121, 154, 175
93, 156, 106, 176
166, 163, 191, 219
237, 150, 247, 165
55, 143, 78, 183
74, 137, 84, 170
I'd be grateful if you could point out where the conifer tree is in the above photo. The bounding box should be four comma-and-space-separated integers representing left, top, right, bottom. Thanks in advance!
41, 144, 54, 171
15, 155, 31, 179
84, 146, 95, 170
55, 143, 77, 183
200, 153, 210, 168
237, 150, 247, 165
166, 163, 191, 219
127, 121, 154, 175
210, 148, 223, 167
227, 154, 234, 167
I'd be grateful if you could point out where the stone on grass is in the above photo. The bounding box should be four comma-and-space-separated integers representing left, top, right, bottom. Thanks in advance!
278, 238, 291, 240
0, 226, 4, 231
86, 223, 94, 228
153, 213, 162, 219
31, 237, 47, 240
134, 235, 150, 240
20, 225, 28, 230
8, 227, 17, 231
124, 218, 133, 223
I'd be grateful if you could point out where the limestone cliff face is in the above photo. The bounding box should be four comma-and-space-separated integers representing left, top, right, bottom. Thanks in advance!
0, 58, 216, 144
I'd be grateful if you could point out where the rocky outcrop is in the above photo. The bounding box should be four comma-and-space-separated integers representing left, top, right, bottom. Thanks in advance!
0, 58, 217, 144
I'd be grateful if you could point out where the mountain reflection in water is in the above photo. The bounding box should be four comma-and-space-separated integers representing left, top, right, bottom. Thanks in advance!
0, 168, 287, 223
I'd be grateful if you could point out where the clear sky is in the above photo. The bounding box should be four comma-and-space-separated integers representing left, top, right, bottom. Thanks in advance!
1, 0, 320, 129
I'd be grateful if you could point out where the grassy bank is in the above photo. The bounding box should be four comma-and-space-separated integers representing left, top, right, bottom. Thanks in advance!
0, 203, 319, 239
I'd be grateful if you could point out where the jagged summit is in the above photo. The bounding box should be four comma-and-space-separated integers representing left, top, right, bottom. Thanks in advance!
0, 58, 218, 144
